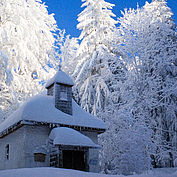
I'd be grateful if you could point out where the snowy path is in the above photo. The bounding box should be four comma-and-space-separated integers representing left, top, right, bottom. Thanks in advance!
0, 167, 177, 177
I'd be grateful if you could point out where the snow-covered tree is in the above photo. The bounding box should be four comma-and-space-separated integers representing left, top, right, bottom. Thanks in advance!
118, 0, 177, 168
99, 0, 176, 173
0, 50, 12, 120
59, 31, 79, 76
0, 0, 59, 117
76, 0, 117, 55
99, 104, 154, 175
73, 0, 121, 115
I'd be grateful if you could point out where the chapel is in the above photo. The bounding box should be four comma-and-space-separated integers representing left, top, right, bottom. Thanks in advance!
0, 69, 106, 172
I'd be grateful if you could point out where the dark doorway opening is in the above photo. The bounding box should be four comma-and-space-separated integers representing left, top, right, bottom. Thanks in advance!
62, 150, 86, 171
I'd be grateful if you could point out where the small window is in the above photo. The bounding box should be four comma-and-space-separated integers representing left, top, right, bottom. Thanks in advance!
59, 86, 68, 101
60, 91, 68, 101
34, 153, 46, 162
5, 144, 9, 160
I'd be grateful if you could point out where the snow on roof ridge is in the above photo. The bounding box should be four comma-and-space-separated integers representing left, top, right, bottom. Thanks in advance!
45, 70, 74, 88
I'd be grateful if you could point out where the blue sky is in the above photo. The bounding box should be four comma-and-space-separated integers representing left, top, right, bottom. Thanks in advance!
42, 0, 177, 38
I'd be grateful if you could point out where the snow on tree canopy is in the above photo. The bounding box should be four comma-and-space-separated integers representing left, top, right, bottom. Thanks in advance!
46, 70, 74, 88
49, 127, 100, 148
0, 95, 106, 135
0, 0, 59, 117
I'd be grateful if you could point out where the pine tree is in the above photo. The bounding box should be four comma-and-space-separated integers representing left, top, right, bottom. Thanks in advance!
73, 0, 121, 115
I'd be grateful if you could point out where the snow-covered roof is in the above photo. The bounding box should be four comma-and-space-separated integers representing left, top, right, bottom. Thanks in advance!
49, 127, 100, 148
46, 70, 74, 88
0, 95, 106, 134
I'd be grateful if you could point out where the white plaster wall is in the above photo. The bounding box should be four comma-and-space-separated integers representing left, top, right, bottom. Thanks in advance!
24, 125, 50, 168
81, 131, 100, 173
0, 125, 51, 170
0, 126, 102, 172
0, 126, 26, 170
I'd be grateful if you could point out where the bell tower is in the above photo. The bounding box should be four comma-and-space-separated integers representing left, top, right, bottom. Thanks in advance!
45, 67, 74, 115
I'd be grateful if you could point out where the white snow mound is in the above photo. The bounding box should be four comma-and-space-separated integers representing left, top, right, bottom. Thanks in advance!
0, 167, 177, 177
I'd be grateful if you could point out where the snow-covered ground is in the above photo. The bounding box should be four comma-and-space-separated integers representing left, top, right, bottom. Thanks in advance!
0, 167, 177, 177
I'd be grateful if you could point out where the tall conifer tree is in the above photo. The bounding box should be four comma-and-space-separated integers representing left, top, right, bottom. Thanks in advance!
73, 0, 120, 115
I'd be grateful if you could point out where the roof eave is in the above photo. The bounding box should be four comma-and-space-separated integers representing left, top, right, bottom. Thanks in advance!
46, 82, 74, 89
0, 120, 106, 138
0, 120, 23, 138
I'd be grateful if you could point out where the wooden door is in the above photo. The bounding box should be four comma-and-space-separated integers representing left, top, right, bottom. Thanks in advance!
62, 150, 86, 171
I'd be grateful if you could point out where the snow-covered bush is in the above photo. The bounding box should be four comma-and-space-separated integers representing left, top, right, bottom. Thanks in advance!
99, 106, 154, 175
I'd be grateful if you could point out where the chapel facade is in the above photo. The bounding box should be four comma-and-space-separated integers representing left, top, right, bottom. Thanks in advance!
0, 69, 106, 172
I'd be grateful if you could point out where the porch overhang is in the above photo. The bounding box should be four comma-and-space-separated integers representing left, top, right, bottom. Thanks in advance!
49, 127, 100, 149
